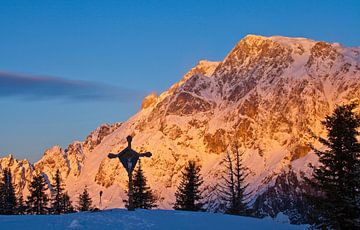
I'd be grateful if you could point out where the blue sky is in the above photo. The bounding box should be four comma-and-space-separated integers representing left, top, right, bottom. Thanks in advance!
0, 0, 359, 162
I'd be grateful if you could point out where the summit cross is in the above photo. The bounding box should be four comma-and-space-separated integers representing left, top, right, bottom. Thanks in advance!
108, 135, 152, 210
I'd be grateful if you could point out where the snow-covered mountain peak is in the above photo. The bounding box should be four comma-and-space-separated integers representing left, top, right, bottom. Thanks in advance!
269, 35, 316, 47
243, 34, 316, 47
176, 60, 220, 85
153, 59, 220, 109
42, 145, 63, 156
195, 59, 220, 76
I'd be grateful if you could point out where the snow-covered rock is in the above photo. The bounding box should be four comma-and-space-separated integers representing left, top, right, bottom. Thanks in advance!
0, 154, 34, 195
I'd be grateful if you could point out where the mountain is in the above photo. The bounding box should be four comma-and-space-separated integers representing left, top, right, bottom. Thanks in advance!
1, 35, 360, 222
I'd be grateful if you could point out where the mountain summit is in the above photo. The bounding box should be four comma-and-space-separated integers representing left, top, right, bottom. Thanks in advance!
1, 35, 360, 221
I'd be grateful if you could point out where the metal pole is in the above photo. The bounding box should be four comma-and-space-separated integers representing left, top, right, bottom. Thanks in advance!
128, 172, 134, 211
99, 191, 103, 210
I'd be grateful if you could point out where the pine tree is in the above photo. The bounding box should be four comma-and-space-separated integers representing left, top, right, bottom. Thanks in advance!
77, 187, 93, 211
173, 160, 204, 211
305, 102, 360, 229
219, 145, 250, 215
0, 169, 17, 214
16, 194, 26, 215
131, 161, 157, 209
50, 169, 64, 214
233, 146, 250, 214
62, 192, 75, 213
26, 173, 49, 214
219, 151, 236, 212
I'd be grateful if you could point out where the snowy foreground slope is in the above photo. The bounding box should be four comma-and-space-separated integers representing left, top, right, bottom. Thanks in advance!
0, 209, 307, 230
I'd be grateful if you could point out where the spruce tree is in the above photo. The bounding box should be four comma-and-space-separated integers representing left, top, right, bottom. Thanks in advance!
26, 173, 49, 214
131, 161, 157, 209
50, 169, 64, 214
219, 151, 236, 212
305, 102, 360, 229
233, 146, 250, 214
62, 192, 75, 213
173, 160, 204, 211
16, 194, 26, 215
0, 169, 17, 214
77, 187, 93, 211
219, 145, 250, 215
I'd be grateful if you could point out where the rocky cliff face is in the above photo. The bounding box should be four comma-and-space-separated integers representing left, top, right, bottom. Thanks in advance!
0, 155, 34, 195
1, 35, 359, 219
253, 169, 312, 224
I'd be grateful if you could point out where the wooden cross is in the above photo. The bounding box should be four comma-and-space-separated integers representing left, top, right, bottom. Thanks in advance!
108, 135, 152, 211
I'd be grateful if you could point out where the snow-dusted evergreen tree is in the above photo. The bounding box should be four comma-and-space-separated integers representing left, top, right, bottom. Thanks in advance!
77, 186, 93, 211
0, 169, 17, 214
50, 169, 65, 214
26, 173, 49, 214
173, 161, 204, 211
305, 102, 360, 229
219, 145, 250, 215
131, 160, 157, 209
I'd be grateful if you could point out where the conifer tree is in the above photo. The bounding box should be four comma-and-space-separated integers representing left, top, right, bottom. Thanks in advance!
220, 151, 236, 212
0, 169, 17, 214
131, 161, 157, 209
16, 194, 26, 215
62, 192, 75, 213
173, 160, 204, 211
26, 173, 49, 214
305, 102, 360, 229
219, 145, 250, 215
51, 169, 64, 214
77, 187, 93, 211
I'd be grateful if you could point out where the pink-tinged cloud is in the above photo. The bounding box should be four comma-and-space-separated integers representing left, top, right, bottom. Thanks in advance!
0, 71, 145, 102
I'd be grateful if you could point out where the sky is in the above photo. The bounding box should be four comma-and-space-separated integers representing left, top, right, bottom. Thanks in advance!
0, 0, 359, 162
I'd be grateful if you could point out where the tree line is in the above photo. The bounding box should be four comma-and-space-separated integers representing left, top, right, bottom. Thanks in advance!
0, 149, 249, 215
0, 169, 96, 215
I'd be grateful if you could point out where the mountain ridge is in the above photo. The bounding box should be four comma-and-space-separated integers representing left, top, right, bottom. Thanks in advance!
1, 34, 360, 221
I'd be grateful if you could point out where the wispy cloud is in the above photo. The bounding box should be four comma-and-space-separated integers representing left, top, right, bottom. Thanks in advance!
0, 71, 145, 102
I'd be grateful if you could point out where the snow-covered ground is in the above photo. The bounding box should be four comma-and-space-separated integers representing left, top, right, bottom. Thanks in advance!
0, 209, 307, 230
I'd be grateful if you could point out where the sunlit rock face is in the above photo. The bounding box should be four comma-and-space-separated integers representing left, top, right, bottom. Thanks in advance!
83, 123, 122, 151
1, 35, 360, 218
253, 170, 312, 224
0, 154, 34, 195
141, 93, 158, 109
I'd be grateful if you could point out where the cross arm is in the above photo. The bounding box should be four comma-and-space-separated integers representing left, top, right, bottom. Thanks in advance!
108, 148, 129, 159
108, 153, 119, 159
139, 152, 152, 158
